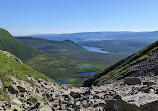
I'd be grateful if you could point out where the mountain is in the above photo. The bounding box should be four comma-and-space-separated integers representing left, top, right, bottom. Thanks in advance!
84, 40, 158, 86
0, 28, 38, 61
18, 31, 158, 42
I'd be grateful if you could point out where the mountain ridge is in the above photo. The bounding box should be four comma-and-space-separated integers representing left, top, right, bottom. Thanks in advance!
16, 31, 158, 42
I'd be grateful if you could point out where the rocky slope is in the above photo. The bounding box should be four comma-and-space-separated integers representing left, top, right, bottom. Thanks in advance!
84, 40, 158, 86
2, 73, 158, 110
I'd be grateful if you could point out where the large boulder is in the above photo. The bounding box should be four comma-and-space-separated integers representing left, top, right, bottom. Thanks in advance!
103, 100, 115, 111
124, 77, 141, 85
114, 93, 158, 111
70, 91, 81, 99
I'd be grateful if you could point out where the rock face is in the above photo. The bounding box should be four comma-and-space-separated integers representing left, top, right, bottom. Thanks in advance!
124, 77, 141, 85
114, 93, 158, 111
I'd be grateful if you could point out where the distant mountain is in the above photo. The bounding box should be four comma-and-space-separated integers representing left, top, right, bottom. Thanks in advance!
16, 37, 86, 54
84, 40, 158, 86
18, 31, 158, 42
0, 28, 38, 61
79, 40, 152, 53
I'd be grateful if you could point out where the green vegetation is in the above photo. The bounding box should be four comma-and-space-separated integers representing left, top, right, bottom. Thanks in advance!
26, 53, 104, 87
67, 78, 76, 83
0, 50, 54, 100
16, 37, 86, 53
0, 51, 54, 85
84, 40, 158, 86
0, 29, 104, 87
0, 90, 10, 100
0, 29, 38, 61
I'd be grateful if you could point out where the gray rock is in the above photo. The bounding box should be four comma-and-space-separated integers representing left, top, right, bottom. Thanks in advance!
124, 77, 141, 85
114, 93, 158, 111
39, 106, 52, 111
0, 80, 2, 89
10, 98, 22, 106
30, 101, 43, 110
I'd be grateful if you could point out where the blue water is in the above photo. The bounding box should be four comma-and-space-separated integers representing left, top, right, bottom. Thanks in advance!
83, 46, 110, 53
56, 79, 70, 84
76, 72, 96, 76
80, 65, 89, 68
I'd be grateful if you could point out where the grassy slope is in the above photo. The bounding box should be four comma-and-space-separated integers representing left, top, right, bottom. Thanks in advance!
84, 40, 158, 86
0, 29, 38, 61
26, 53, 104, 87
0, 50, 54, 100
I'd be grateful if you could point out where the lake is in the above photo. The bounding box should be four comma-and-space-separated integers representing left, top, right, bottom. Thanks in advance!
83, 46, 110, 53
80, 65, 89, 68
76, 72, 96, 76
56, 79, 70, 84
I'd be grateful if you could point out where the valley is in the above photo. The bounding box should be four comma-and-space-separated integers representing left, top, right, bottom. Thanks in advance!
0, 28, 158, 110
15, 36, 155, 87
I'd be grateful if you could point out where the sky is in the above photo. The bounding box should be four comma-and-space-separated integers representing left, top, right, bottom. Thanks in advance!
0, 0, 158, 36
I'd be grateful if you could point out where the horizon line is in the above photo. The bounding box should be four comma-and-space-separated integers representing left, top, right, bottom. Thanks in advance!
13, 30, 158, 36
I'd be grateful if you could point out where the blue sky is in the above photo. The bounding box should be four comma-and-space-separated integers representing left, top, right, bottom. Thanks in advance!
0, 0, 158, 35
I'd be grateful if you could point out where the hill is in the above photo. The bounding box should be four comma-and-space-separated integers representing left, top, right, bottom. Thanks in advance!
0, 28, 38, 61
84, 40, 158, 86
16, 37, 86, 54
